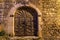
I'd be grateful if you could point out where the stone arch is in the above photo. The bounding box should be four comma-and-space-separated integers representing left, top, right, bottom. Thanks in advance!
7, 3, 42, 37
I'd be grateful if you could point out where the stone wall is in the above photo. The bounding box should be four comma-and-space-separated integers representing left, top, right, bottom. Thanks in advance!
41, 0, 60, 40
0, 0, 60, 40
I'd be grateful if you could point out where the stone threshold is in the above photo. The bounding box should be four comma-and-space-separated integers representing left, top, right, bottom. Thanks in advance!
9, 36, 39, 40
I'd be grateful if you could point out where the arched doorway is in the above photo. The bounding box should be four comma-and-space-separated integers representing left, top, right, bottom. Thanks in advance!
14, 6, 38, 37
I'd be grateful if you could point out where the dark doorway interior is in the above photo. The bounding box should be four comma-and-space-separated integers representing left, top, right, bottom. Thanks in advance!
14, 6, 38, 36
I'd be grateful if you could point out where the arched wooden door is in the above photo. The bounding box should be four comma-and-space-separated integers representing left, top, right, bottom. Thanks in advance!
14, 7, 38, 36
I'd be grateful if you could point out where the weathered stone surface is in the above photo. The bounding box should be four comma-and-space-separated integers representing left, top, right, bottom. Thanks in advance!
0, 0, 60, 40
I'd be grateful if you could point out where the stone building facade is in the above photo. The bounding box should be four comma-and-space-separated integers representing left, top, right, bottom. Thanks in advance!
0, 0, 60, 40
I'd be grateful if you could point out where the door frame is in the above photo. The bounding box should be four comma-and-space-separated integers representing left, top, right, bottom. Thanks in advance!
7, 3, 42, 37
